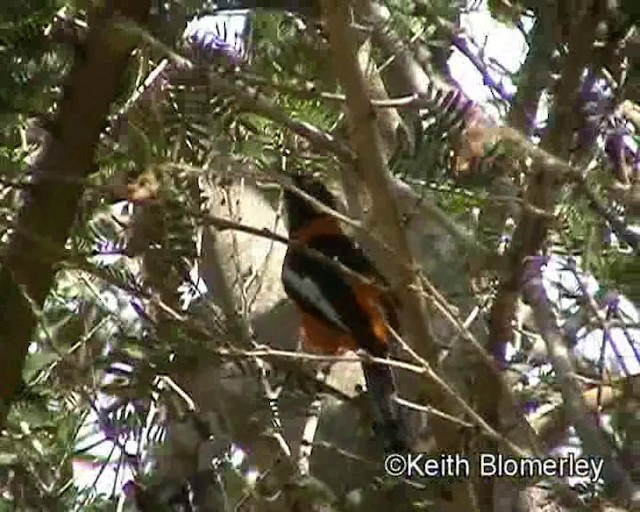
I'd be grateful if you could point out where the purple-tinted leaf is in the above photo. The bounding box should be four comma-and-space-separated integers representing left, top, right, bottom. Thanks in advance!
605, 130, 625, 174
451, 33, 514, 104
184, 15, 247, 66
122, 479, 137, 498
522, 398, 539, 414
605, 126, 639, 177
574, 71, 614, 153
97, 411, 121, 442
525, 255, 549, 278
601, 290, 621, 315
521, 256, 551, 307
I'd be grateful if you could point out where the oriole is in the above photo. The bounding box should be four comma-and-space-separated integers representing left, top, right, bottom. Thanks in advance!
281, 174, 408, 452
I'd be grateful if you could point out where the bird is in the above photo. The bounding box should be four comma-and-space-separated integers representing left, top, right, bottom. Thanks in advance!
280, 174, 408, 453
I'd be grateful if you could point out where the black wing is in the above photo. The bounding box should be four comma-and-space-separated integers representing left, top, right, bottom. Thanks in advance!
306, 234, 386, 285
282, 249, 352, 335
282, 233, 408, 450
282, 234, 382, 352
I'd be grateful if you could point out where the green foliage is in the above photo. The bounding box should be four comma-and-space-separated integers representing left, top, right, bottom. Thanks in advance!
594, 252, 640, 304
0, 0, 66, 120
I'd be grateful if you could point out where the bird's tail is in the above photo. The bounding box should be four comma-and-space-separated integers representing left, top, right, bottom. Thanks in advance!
362, 362, 409, 453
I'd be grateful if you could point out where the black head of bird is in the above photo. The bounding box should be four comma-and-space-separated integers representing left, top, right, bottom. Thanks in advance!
284, 175, 337, 232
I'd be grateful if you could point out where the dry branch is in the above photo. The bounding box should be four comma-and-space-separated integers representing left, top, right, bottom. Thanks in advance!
319, 1, 477, 510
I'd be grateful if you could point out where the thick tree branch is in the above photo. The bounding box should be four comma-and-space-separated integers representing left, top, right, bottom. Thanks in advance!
319, 1, 479, 510
0, 1, 152, 425
319, 0, 436, 373
474, 15, 558, 510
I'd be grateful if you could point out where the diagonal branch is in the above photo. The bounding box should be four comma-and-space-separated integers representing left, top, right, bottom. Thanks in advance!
318, 1, 477, 510
319, 0, 436, 368
521, 258, 634, 505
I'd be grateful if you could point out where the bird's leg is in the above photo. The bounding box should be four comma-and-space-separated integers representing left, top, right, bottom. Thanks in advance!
297, 365, 330, 476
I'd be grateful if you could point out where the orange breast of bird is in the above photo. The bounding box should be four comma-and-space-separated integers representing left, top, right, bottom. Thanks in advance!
298, 310, 356, 354
297, 275, 389, 357
291, 214, 390, 356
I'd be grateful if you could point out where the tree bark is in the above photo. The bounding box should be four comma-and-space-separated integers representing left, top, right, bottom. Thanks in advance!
0, 0, 152, 425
